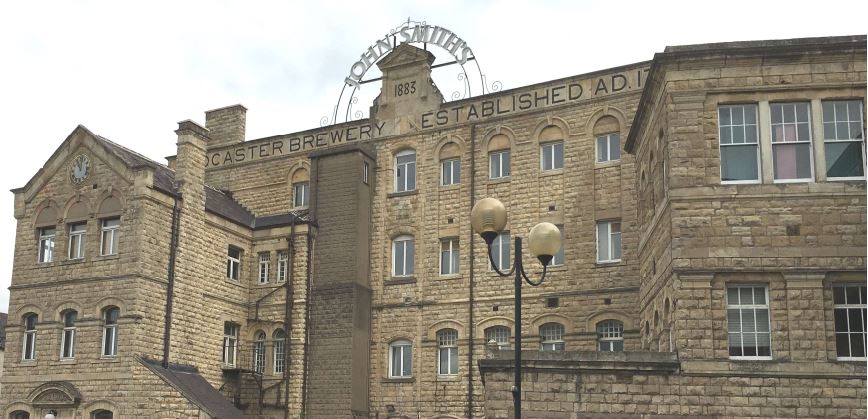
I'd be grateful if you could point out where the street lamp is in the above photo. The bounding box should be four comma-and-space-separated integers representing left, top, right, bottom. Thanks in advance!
470, 197, 560, 419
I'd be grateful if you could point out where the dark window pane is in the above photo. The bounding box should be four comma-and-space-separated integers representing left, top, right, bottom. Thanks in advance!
733, 107, 744, 125
610, 136, 620, 160
824, 122, 837, 140
720, 127, 732, 145
719, 107, 731, 125
745, 106, 757, 124
783, 105, 795, 123
825, 142, 865, 178
773, 143, 812, 180
835, 309, 849, 331
771, 105, 782, 124
851, 333, 866, 358
847, 102, 861, 121
834, 286, 846, 304
846, 286, 860, 305
757, 345, 771, 357
745, 125, 758, 144
836, 333, 851, 357
822, 102, 834, 123
848, 309, 863, 333
732, 126, 745, 144
835, 102, 848, 121
743, 345, 757, 357
795, 103, 809, 122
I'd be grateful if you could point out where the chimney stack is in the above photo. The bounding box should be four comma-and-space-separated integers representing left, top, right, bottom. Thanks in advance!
205, 104, 246, 148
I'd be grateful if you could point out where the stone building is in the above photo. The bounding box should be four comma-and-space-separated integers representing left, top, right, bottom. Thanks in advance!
0, 33, 864, 418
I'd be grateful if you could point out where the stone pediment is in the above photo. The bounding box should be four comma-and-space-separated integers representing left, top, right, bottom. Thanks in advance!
29, 381, 81, 407
376, 43, 436, 71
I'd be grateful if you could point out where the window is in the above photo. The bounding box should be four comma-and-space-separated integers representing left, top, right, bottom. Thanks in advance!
549, 224, 564, 266
38, 227, 55, 263
253, 331, 266, 374
68, 222, 86, 260
485, 326, 510, 349
60, 310, 77, 359
277, 251, 288, 282
823, 100, 865, 180
227, 246, 241, 281
392, 235, 414, 277
395, 150, 416, 192
597, 320, 624, 352
102, 307, 119, 357
833, 284, 866, 360
273, 329, 287, 374
293, 182, 309, 208
596, 221, 622, 263
489, 150, 511, 179
363, 161, 370, 184
727, 285, 771, 359
490, 231, 511, 271
92, 410, 113, 419
22, 313, 37, 361
99, 217, 120, 256
540, 323, 564, 351
718, 104, 760, 183
223, 322, 239, 367
596, 133, 621, 162
389, 339, 412, 378
540, 142, 564, 171
441, 158, 460, 186
258, 253, 270, 284
440, 238, 459, 275
771, 102, 814, 181
10, 412, 30, 419
437, 329, 458, 375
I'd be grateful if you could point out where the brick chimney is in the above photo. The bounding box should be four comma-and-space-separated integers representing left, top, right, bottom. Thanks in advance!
205, 104, 246, 148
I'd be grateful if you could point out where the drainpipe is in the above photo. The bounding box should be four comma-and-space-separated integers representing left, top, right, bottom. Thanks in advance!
302, 157, 320, 416
163, 193, 182, 368
467, 125, 477, 418
284, 217, 297, 419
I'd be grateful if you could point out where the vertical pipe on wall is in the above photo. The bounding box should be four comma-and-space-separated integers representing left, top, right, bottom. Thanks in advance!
467, 125, 477, 418
162, 194, 182, 369
283, 218, 297, 419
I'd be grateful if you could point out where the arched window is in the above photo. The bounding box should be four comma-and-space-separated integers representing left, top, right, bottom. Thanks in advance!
60, 310, 77, 359
102, 307, 119, 357
22, 313, 37, 361
389, 339, 412, 378
291, 168, 310, 209
273, 329, 287, 374
596, 320, 624, 352
437, 329, 458, 375
92, 410, 113, 419
488, 134, 511, 179
36, 206, 57, 263
539, 126, 564, 171
594, 115, 621, 163
484, 326, 510, 350
253, 331, 266, 374
439, 142, 461, 186
392, 235, 414, 277
10, 411, 30, 419
394, 150, 416, 192
540, 323, 564, 351
98, 196, 122, 256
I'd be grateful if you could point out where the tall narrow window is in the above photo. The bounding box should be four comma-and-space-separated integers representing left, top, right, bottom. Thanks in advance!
293, 182, 309, 208
596, 133, 621, 162
490, 231, 511, 271
395, 150, 416, 192
223, 322, 239, 367
22, 313, 37, 361
727, 285, 771, 359
771, 102, 814, 181
823, 100, 865, 180
540, 142, 564, 171
833, 284, 866, 360
102, 307, 119, 357
540, 323, 565, 351
437, 329, 459, 375
597, 320, 624, 352
489, 150, 511, 179
718, 104, 760, 183
596, 221, 622, 263
392, 235, 414, 277
68, 222, 87, 259
441, 158, 460, 186
440, 238, 459, 275
389, 339, 412, 378
258, 252, 270, 284
253, 331, 266, 374
227, 246, 241, 281
485, 326, 510, 349
273, 329, 287, 374
99, 218, 120, 256
549, 224, 565, 266
277, 251, 288, 283
60, 310, 77, 359
363, 161, 370, 184
38, 227, 55, 263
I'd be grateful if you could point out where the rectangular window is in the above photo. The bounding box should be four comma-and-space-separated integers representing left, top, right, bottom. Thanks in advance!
389, 341, 412, 378
727, 285, 771, 359
392, 236, 414, 277
596, 133, 621, 162
227, 247, 241, 281
440, 238, 459, 275
540, 142, 564, 171
100, 218, 120, 256
833, 284, 866, 360
596, 221, 622, 263
223, 322, 239, 367
549, 224, 565, 266
38, 227, 55, 263
258, 252, 270, 284
363, 161, 370, 184
438, 330, 459, 375
395, 151, 416, 192
489, 150, 511, 179
274, 333, 286, 374
718, 104, 760, 183
490, 231, 511, 271
823, 100, 865, 180
441, 158, 460, 186
277, 251, 288, 282
68, 222, 86, 260
22, 315, 37, 361
293, 182, 309, 208
771, 102, 814, 181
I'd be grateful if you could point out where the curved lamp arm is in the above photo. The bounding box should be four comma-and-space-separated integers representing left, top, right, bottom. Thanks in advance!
520, 264, 547, 287
487, 244, 517, 277
486, 242, 548, 287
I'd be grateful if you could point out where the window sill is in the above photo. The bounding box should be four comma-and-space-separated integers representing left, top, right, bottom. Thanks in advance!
595, 160, 621, 169
35, 261, 56, 267
61, 258, 86, 265
828, 177, 866, 182
436, 374, 461, 381
436, 274, 462, 281
20, 360, 37, 367
540, 169, 563, 177
546, 265, 567, 272
385, 276, 417, 286
595, 260, 623, 267
729, 356, 773, 361
99, 355, 120, 362
835, 357, 867, 362
488, 177, 510, 184
388, 190, 418, 198
773, 178, 813, 184
439, 184, 460, 191
721, 180, 761, 185
382, 377, 415, 384
97, 254, 120, 260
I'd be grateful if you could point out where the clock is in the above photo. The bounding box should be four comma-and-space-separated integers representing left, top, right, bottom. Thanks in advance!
70, 154, 90, 185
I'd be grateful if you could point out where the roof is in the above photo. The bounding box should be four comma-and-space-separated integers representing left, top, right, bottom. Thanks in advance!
140, 357, 244, 419
91, 133, 177, 195
0, 312, 7, 350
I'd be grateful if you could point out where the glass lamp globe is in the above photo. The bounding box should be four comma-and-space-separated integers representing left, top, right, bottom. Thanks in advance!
470, 197, 507, 244
528, 222, 561, 265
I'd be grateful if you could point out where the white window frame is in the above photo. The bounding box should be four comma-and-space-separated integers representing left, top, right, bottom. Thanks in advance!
389, 339, 412, 378
770, 102, 815, 183
293, 182, 309, 209
490, 231, 511, 271
273, 330, 287, 374
596, 320, 624, 352
823, 100, 866, 181
727, 285, 772, 360
363, 161, 370, 184
102, 307, 119, 358
485, 326, 510, 350
277, 251, 288, 282
223, 323, 239, 367
596, 220, 622, 263
394, 150, 416, 192
392, 235, 414, 277
99, 217, 120, 256
489, 150, 511, 179
540, 141, 564, 171
60, 310, 77, 360
38, 227, 55, 263
22, 314, 37, 361
258, 252, 270, 284
68, 222, 87, 260
596, 133, 621, 163
437, 329, 459, 376
540, 323, 565, 351
833, 283, 867, 361
441, 158, 460, 186
227, 246, 241, 281
718, 104, 761, 184
253, 331, 266, 374
548, 224, 565, 266
440, 238, 459, 276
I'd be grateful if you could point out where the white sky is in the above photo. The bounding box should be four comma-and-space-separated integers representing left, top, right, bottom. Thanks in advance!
0, 0, 865, 312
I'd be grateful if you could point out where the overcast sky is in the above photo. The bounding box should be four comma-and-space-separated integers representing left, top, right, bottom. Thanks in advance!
0, 1, 865, 312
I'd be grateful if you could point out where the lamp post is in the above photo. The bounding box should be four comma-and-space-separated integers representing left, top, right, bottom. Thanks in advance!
470, 197, 561, 419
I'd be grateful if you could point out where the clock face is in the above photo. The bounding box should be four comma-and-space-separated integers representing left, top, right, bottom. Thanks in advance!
70, 154, 90, 185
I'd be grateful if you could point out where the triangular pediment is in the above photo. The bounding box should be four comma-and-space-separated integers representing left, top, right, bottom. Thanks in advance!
376, 43, 436, 71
